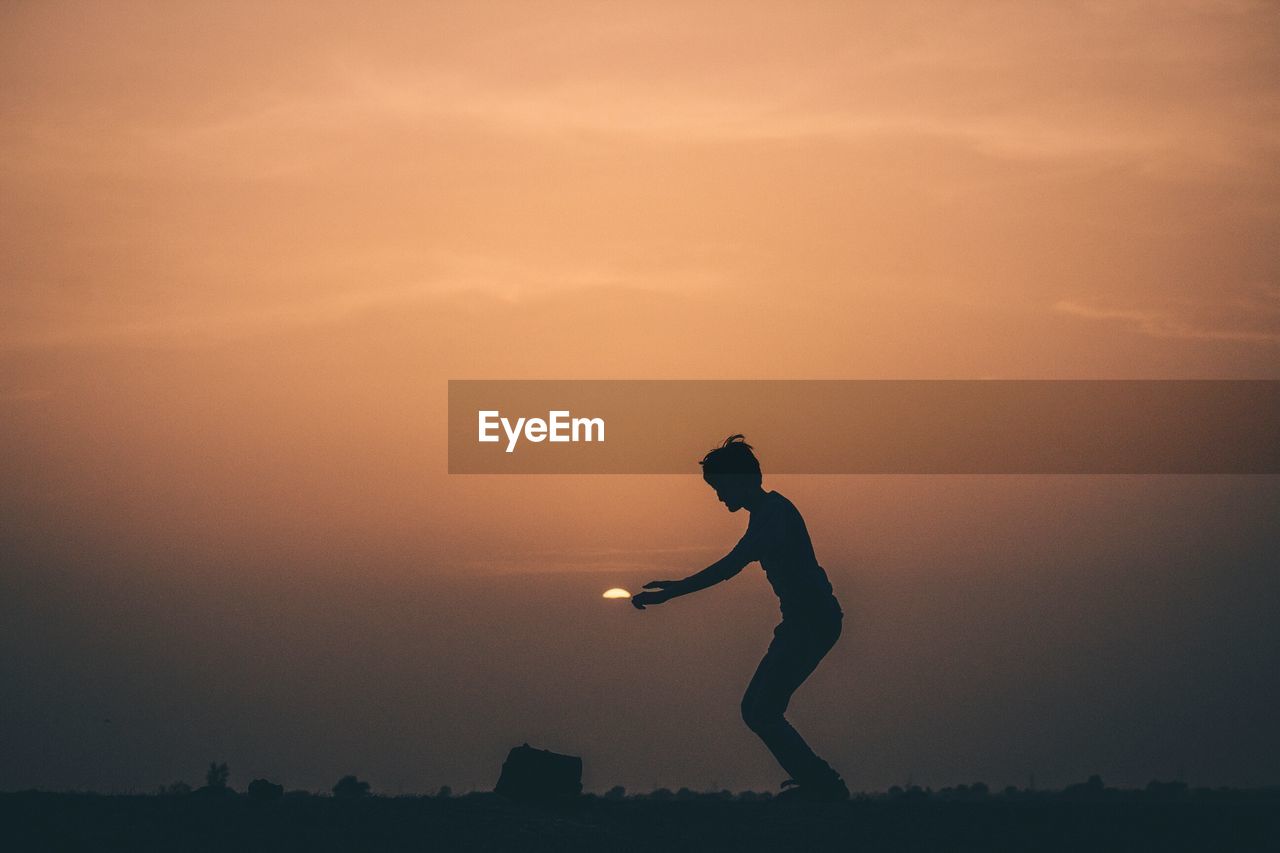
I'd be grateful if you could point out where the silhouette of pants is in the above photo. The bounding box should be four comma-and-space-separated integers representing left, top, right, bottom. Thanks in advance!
740, 612, 842, 786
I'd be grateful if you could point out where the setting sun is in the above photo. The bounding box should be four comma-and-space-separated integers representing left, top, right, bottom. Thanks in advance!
602, 588, 631, 599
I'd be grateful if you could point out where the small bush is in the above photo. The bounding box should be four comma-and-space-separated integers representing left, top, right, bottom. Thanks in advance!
333, 775, 372, 799
248, 779, 284, 801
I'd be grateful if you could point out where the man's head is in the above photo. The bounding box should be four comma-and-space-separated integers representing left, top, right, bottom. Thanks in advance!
699, 434, 763, 512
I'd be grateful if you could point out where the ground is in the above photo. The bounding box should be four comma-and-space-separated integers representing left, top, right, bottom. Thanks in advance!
4, 789, 1278, 852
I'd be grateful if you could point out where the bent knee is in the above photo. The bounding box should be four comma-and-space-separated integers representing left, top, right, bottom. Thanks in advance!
740, 697, 783, 733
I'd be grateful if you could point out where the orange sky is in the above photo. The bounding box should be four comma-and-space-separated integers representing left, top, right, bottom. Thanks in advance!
1, 1, 1278, 793
3, 0, 1278, 570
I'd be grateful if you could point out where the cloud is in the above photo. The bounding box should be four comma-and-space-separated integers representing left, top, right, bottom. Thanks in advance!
0, 255, 723, 351
9, 3, 1278, 178
0, 388, 54, 403
1053, 290, 1280, 344
122, 64, 1272, 174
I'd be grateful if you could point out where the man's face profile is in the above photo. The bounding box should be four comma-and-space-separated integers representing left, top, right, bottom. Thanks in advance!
707, 476, 752, 512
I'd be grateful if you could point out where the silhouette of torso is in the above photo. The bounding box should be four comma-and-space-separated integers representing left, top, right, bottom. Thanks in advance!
733, 491, 841, 620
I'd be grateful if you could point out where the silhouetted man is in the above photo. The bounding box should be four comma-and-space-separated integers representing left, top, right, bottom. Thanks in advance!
632, 435, 848, 802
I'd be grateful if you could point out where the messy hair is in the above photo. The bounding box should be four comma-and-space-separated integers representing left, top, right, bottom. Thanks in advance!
699, 434, 763, 486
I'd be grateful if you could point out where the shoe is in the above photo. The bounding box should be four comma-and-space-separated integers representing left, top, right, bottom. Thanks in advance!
773, 776, 850, 803
774, 781, 805, 803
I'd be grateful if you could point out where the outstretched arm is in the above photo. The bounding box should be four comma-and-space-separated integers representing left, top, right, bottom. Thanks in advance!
631, 546, 751, 610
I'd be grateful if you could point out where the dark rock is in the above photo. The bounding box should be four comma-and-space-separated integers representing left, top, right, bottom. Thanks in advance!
493, 743, 583, 802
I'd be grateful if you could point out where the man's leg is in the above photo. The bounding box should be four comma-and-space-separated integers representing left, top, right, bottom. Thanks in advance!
740, 617, 842, 788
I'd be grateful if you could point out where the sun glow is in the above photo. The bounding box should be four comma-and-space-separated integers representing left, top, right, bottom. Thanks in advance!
602, 588, 631, 599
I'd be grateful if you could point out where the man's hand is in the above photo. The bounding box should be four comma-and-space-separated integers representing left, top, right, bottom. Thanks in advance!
631, 579, 681, 610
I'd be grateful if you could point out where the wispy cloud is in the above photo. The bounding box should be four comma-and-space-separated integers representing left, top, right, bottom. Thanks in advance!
0, 388, 55, 403
0, 283, 442, 350
123, 67, 1268, 174
13, 1, 1278, 179
0, 255, 723, 351
1053, 289, 1280, 344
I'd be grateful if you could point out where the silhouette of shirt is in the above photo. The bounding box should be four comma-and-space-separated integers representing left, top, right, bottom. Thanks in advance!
728, 491, 841, 620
